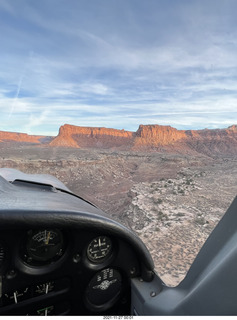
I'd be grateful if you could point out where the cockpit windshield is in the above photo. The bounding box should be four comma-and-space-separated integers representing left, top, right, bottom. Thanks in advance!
0, 0, 237, 289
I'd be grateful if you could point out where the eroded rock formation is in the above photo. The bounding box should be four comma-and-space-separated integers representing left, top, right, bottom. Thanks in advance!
0, 131, 45, 144
1, 123, 237, 156
49, 124, 134, 149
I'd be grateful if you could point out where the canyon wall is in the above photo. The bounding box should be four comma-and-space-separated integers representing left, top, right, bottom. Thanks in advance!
49, 124, 237, 156
0, 131, 45, 144
49, 124, 134, 149
1, 124, 237, 156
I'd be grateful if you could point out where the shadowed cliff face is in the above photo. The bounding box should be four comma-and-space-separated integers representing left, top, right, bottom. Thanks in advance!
0, 124, 237, 156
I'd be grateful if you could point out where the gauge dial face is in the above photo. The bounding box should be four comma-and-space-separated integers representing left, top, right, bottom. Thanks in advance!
87, 236, 112, 263
25, 229, 64, 265
86, 268, 122, 310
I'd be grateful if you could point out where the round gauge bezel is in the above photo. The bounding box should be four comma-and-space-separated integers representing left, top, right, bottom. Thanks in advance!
84, 267, 122, 312
18, 228, 67, 274
84, 235, 115, 270
26, 229, 64, 263
87, 235, 113, 264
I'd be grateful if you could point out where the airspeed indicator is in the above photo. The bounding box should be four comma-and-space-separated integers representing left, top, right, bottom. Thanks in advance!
87, 236, 112, 263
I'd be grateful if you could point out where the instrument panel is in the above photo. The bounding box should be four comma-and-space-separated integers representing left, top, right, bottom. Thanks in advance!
0, 227, 140, 315
0, 170, 154, 316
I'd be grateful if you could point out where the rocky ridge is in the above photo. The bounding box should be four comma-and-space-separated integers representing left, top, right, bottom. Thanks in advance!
49, 124, 134, 149
0, 124, 237, 156
49, 124, 237, 156
0, 131, 46, 144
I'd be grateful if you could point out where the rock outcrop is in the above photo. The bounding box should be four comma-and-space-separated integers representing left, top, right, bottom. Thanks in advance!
49, 124, 134, 149
50, 123, 237, 156
0, 131, 45, 144
185, 126, 237, 156
135, 125, 186, 143
1, 124, 237, 157
133, 125, 187, 152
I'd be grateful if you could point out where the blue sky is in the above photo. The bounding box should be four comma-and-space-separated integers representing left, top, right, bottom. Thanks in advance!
0, 0, 237, 135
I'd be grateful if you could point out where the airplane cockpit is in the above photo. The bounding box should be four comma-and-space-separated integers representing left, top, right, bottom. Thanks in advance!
0, 168, 236, 316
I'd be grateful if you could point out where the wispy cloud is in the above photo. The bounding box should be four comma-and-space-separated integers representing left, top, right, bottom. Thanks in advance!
0, 0, 237, 135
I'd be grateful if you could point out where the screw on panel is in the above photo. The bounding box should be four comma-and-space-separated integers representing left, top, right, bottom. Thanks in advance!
150, 291, 156, 297
130, 267, 136, 276
73, 253, 81, 263
6, 270, 17, 279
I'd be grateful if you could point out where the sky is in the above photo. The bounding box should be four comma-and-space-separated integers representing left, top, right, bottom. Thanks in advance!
0, 0, 237, 136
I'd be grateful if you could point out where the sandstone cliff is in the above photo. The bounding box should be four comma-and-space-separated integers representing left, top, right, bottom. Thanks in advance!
185, 126, 237, 156
133, 125, 187, 152
50, 123, 237, 156
0, 131, 45, 144
1, 124, 237, 157
49, 124, 134, 149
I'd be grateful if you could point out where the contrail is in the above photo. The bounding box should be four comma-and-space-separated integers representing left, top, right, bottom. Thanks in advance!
8, 75, 24, 119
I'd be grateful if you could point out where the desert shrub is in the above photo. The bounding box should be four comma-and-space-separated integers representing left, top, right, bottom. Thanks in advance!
176, 212, 185, 217
157, 211, 168, 221
186, 178, 193, 185
153, 198, 163, 204
195, 217, 206, 225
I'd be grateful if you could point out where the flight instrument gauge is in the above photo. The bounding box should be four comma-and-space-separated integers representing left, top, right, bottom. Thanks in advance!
87, 236, 112, 263
85, 268, 122, 311
23, 229, 65, 265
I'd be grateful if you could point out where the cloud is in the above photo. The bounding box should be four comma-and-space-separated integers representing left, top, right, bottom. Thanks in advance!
0, 0, 15, 15
23, 109, 50, 134
78, 83, 110, 95
0, 0, 237, 135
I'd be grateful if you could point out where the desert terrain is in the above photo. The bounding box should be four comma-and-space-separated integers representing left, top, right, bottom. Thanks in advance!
0, 143, 236, 286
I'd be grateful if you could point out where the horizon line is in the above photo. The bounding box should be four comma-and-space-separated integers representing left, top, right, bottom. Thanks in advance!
0, 123, 236, 137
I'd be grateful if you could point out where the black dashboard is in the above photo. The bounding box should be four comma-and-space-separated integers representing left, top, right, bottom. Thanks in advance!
0, 228, 141, 315
0, 169, 155, 315
1, 168, 237, 316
